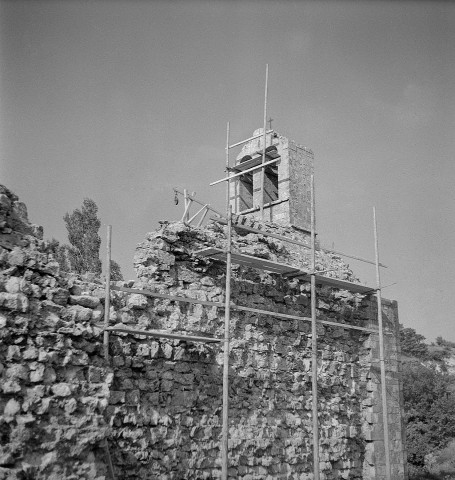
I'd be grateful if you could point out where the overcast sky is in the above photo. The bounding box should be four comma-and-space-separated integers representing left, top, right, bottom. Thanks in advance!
1, 0, 454, 342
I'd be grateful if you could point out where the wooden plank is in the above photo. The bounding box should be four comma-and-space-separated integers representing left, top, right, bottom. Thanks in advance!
196, 247, 375, 294
104, 225, 112, 361
111, 285, 224, 308
195, 247, 301, 275
310, 174, 320, 480
106, 326, 224, 343
231, 150, 279, 173
313, 275, 373, 294
374, 207, 391, 480
210, 157, 280, 186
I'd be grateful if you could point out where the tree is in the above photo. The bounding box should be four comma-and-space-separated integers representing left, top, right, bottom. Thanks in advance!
63, 198, 102, 275
110, 259, 123, 281
59, 198, 123, 280
47, 238, 72, 272
403, 361, 455, 469
400, 326, 429, 359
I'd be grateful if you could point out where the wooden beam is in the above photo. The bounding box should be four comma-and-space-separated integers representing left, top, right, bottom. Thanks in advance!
107, 326, 224, 343
310, 175, 320, 480
109, 285, 387, 335
111, 285, 224, 308
210, 157, 280, 186
374, 207, 391, 480
221, 208, 232, 480
232, 304, 382, 334
214, 217, 311, 249
228, 129, 273, 150
103, 225, 112, 361
213, 217, 387, 268
231, 149, 279, 173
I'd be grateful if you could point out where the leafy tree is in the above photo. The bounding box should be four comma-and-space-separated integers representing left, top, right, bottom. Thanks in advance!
63, 198, 102, 275
54, 198, 123, 280
400, 326, 429, 359
403, 361, 455, 469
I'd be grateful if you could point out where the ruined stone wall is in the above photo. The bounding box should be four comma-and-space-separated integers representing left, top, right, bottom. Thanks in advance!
0, 185, 406, 480
0, 186, 112, 480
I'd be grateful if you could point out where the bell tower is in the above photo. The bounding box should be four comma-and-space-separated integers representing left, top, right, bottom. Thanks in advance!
229, 129, 314, 231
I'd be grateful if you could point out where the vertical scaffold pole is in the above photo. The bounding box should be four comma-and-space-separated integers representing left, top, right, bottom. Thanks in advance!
310, 175, 320, 480
225, 122, 230, 210
373, 207, 391, 480
103, 225, 112, 361
260, 64, 269, 221
221, 205, 232, 480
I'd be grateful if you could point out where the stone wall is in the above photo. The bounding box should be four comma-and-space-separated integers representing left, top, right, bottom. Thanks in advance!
0, 186, 111, 479
0, 185, 406, 479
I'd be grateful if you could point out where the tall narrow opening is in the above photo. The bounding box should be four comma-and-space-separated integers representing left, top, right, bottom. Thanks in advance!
263, 166, 278, 204
239, 173, 253, 211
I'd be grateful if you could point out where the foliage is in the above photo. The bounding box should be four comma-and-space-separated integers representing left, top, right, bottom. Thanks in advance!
400, 326, 429, 359
402, 327, 455, 476
436, 336, 455, 349
110, 259, 123, 281
48, 199, 123, 280
425, 439, 455, 478
63, 198, 102, 275
47, 238, 72, 272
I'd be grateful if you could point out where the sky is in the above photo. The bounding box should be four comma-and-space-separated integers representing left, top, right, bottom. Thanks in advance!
1, 0, 454, 342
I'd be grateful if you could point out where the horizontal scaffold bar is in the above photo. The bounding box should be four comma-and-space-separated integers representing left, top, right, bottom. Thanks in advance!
213, 218, 387, 268
106, 326, 224, 343
228, 129, 274, 149
110, 285, 389, 334
214, 217, 311, 249
111, 285, 224, 308
231, 304, 383, 334
210, 157, 280, 186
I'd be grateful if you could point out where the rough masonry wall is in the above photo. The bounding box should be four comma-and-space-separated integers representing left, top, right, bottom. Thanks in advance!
0, 185, 406, 480
0, 186, 112, 480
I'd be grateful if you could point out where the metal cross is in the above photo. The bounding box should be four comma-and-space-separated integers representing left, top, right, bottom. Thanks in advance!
267, 117, 274, 130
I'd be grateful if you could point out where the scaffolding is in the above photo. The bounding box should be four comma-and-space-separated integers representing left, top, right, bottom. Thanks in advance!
102, 66, 393, 480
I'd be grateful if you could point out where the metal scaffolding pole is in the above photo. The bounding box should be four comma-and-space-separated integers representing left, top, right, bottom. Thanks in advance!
373, 207, 391, 480
221, 206, 232, 480
310, 175, 320, 480
260, 64, 269, 221
103, 225, 112, 361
